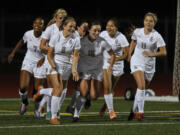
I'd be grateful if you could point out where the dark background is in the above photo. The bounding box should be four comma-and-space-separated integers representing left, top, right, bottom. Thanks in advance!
0, 0, 177, 74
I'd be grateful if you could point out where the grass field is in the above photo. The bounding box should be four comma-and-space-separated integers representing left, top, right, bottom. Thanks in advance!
0, 97, 180, 135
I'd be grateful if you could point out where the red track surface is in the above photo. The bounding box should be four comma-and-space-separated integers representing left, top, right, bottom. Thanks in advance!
0, 73, 172, 98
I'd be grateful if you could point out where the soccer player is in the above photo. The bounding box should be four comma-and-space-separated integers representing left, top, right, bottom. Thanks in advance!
65, 19, 89, 114
34, 8, 67, 119
72, 20, 115, 122
127, 12, 167, 121
34, 17, 80, 125
8, 17, 45, 115
99, 18, 129, 119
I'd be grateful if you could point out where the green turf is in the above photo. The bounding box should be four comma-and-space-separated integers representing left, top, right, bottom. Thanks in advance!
0, 98, 180, 135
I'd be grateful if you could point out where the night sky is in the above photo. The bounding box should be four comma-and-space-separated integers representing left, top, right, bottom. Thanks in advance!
0, 0, 177, 73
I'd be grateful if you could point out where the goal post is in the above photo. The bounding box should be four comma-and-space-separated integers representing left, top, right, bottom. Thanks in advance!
173, 0, 180, 96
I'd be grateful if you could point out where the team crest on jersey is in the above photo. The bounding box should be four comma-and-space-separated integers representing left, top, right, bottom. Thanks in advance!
149, 36, 153, 42
115, 39, 118, 45
69, 39, 74, 48
69, 39, 73, 45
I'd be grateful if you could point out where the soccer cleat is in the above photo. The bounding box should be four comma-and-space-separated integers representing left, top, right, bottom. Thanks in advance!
50, 117, 60, 125
72, 117, 79, 122
33, 85, 43, 102
99, 103, 108, 116
109, 110, 117, 120
46, 112, 52, 120
128, 109, 136, 121
19, 104, 27, 115
137, 113, 144, 122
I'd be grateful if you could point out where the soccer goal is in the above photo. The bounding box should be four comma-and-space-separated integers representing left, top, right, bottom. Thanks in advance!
173, 0, 180, 96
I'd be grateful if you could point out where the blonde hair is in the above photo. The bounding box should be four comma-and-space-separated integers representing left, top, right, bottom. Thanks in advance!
144, 12, 158, 25
47, 8, 67, 27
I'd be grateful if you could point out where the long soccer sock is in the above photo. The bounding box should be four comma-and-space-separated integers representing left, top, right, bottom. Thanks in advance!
46, 96, 51, 113
19, 90, 28, 105
137, 89, 145, 113
40, 88, 53, 96
38, 95, 49, 112
59, 88, 67, 109
51, 96, 61, 119
133, 89, 145, 113
74, 95, 86, 118
69, 90, 80, 108
104, 93, 113, 113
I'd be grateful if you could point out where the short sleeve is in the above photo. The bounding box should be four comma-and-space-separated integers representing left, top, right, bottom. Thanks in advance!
42, 26, 51, 40
120, 34, 129, 47
131, 29, 138, 40
22, 31, 28, 44
103, 40, 112, 52
156, 33, 166, 48
74, 37, 81, 50
49, 33, 60, 48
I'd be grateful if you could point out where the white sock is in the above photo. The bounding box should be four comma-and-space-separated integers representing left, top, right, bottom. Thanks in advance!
51, 96, 61, 119
74, 95, 86, 118
104, 93, 113, 113
46, 96, 51, 112
38, 96, 47, 112
40, 88, 53, 96
133, 89, 145, 113
19, 90, 28, 100
59, 88, 67, 109
19, 90, 28, 105
69, 90, 80, 108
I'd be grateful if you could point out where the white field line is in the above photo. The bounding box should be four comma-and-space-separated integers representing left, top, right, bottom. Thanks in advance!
0, 110, 180, 116
0, 122, 179, 129
0, 96, 179, 102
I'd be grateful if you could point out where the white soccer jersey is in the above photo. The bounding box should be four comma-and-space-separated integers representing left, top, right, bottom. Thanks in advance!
49, 31, 81, 64
73, 30, 81, 38
130, 28, 166, 73
23, 30, 44, 62
41, 23, 60, 76
42, 23, 59, 41
100, 31, 129, 60
78, 36, 112, 72
100, 31, 129, 75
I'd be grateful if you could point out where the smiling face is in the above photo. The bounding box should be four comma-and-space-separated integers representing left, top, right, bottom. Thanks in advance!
33, 18, 44, 32
63, 21, 76, 37
143, 13, 157, 32
106, 20, 118, 37
88, 24, 101, 41
77, 22, 88, 37
144, 15, 155, 31
55, 13, 67, 26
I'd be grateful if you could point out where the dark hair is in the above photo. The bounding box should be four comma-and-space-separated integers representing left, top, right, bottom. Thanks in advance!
76, 19, 88, 27
33, 17, 44, 23
126, 24, 136, 42
88, 19, 101, 30
107, 17, 119, 29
